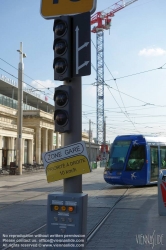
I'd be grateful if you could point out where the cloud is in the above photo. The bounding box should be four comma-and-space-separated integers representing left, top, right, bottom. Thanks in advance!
83, 85, 96, 99
23, 79, 56, 103
138, 48, 166, 57
112, 71, 119, 75
30, 79, 56, 90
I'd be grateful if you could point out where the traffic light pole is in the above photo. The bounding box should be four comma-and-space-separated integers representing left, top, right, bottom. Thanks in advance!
62, 77, 82, 193
46, 13, 91, 249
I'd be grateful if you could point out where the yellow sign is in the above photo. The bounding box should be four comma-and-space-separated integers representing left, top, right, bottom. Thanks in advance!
40, 0, 97, 19
46, 155, 90, 183
42, 141, 90, 183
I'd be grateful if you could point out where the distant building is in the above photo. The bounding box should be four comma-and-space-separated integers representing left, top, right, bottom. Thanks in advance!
0, 75, 55, 168
0, 76, 100, 169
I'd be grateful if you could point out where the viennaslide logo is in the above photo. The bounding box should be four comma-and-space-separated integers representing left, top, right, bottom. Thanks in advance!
136, 230, 164, 249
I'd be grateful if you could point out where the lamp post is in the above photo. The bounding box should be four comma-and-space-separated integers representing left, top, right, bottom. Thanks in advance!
103, 116, 107, 160
16, 42, 26, 175
104, 116, 106, 146
89, 119, 92, 168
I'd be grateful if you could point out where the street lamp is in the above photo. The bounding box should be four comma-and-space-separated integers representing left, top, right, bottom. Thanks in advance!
104, 116, 107, 145
89, 119, 92, 168
102, 116, 107, 161
16, 42, 26, 175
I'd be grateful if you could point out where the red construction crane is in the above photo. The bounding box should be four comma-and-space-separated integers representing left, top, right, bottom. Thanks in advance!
91, 0, 137, 33
90, 0, 137, 145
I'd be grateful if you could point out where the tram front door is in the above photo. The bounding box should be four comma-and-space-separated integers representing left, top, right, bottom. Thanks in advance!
150, 146, 159, 182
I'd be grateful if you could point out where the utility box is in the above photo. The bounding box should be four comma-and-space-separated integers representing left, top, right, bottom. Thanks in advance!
47, 192, 88, 250
158, 170, 166, 216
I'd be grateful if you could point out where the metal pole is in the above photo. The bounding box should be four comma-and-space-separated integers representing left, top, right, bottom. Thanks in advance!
62, 77, 82, 193
56, 132, 59, 149
16, 42, 25, 175
103, 116, 106, 160
104, 117, 106, 145
96, 31, 104, 145
89, 119, 92, 167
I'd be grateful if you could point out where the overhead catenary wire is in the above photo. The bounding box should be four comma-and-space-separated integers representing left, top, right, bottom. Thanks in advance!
105, 84, 141, 133
1, 51, 165, 139
90, 49, 166, 137
91, 57, 144, 133
0, 57, 55, 98
1, 56, 165, 106
0, 67, 54, 101
105, 63, 135, 128
104, 66, 166, 81
90, 48, 140, 133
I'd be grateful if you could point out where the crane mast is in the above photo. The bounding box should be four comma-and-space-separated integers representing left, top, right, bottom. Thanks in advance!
90, 0, 137, 145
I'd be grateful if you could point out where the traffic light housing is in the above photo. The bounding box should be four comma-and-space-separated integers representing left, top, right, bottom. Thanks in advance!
54, 85, 71, 133
53, 16, 72, 81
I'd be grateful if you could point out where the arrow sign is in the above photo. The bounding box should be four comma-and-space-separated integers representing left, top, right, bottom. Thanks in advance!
73, 12, 91, 77
75, 26, 89, 74
78, 61, 89, 72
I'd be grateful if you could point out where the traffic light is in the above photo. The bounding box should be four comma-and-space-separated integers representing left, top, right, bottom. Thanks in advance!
54, 85, 71, 133
53, 16, 72, 81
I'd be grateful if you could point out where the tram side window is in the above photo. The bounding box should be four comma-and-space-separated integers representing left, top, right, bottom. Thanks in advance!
160, 146, 166, 169
126, 145, 145, 171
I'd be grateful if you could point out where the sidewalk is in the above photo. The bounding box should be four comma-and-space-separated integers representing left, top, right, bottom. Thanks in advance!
0, 168, 46, 188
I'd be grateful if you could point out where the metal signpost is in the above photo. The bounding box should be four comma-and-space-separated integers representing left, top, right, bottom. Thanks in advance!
40, 1, 96, 249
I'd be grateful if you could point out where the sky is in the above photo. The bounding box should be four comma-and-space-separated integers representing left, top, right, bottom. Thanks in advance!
0, 0, 166, 144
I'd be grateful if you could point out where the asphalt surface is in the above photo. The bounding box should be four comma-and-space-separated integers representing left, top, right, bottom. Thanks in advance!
0, 168, 166, 250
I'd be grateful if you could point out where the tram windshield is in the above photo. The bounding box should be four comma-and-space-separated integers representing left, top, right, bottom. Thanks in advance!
108, 140, 131, 171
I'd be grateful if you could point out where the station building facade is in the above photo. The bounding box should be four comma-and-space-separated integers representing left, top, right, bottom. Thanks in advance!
0, 75, 100, 169
0, 75, 56, 169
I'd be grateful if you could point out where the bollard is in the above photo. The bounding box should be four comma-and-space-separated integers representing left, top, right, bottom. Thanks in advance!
158, 169, 166, 216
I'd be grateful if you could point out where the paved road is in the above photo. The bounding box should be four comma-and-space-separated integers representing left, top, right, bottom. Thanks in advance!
0, 168, 126, 248
0, 168, 165, 250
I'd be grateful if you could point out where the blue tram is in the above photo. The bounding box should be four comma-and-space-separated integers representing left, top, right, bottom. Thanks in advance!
104, 135, 166, 186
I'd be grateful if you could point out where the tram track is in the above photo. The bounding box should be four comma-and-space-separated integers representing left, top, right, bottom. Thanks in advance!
0, 186, 63, 210
0, 167, 153, 250
1, 224, 47, 250
0, 177, 63, 210
86, 185, 154, 244
1, 187, 130, 250
0, 173, 153, 249
86, 187, 130, 243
